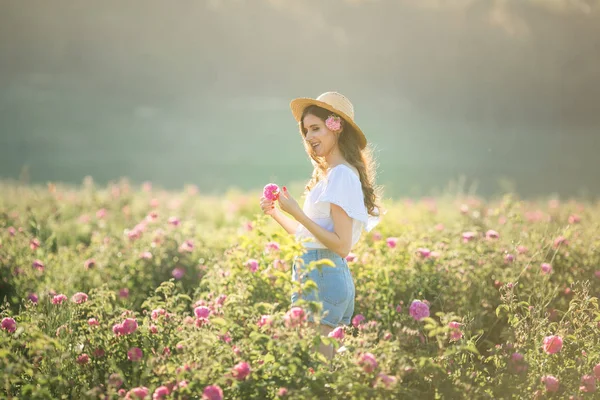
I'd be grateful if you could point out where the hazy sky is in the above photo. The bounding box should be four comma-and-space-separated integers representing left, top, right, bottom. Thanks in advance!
1, 0, 599, 197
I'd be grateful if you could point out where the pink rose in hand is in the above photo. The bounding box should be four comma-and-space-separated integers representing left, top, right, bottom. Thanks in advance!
263, 183, 280, 201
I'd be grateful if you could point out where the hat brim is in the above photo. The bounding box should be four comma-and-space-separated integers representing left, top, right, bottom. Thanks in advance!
290, 97, 367, 150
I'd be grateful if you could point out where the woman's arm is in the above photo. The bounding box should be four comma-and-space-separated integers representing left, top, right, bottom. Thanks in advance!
271, 208, 300, 235
294, 204, 353, 258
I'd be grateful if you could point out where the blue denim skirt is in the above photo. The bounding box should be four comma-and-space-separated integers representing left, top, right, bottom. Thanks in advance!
291, 248, 355, 328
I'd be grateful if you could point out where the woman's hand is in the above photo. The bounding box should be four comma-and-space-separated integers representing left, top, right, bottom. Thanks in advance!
277, 186, 302, 219
259, 195, 278, 216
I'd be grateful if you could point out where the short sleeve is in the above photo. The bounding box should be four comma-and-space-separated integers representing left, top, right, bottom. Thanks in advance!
315, 166, 369, 226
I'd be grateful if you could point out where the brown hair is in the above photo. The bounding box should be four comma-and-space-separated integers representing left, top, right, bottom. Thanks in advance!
299, 105, 383, 217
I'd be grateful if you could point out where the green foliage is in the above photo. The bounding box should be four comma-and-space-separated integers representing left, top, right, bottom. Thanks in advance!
1, 181, 600, 398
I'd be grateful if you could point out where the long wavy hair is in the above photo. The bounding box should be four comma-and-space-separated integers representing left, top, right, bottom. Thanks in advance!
299, 105, 383, 217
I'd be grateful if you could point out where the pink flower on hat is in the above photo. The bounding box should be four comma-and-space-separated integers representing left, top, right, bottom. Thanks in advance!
263, 183, 280, 201
325, 115, 342, 131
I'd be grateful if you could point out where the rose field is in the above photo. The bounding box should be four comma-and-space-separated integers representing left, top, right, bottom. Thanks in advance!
1, 179, 600, 399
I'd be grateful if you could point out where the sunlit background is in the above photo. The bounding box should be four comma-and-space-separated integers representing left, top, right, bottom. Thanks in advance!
1, 0, 599, 199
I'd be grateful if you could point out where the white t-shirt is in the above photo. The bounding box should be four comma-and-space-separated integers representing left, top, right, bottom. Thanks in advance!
295, 164, 381, 249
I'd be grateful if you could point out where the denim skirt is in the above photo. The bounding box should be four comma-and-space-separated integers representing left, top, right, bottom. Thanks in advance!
291, 248, 355, 328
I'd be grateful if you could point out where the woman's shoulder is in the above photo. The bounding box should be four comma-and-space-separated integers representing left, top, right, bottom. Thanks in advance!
328, 163, 360, 180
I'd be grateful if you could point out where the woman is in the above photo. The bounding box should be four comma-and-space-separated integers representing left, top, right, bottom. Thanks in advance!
260, 91, 383, 360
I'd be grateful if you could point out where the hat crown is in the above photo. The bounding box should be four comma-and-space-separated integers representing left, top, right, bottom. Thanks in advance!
316, 92, 355, 121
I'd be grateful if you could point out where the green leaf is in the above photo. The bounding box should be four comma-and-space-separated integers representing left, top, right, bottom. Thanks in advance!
210, 317, 227, 326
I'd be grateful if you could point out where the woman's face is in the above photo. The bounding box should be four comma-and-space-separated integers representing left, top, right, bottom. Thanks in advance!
302, 113, 339, 157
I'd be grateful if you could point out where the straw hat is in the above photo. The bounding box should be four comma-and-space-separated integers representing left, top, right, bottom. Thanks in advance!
290, 91, 367, 150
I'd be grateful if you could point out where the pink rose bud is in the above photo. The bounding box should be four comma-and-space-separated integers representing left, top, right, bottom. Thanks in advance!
485, 230, 499, 239
540, 263, 553, 274
328, 327, 344, 340
352, 314, 366, 328
88, 318, 99, 327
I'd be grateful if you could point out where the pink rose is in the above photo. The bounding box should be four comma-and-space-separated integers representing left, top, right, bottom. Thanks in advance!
265, 241, 280, 252
76, 353, 89, 365
52, 294, 68, 305
232, 361, 251, 381
127, 347, 143, 362
580, 375, 596, 393
553, 236, 568, 249
71, 292, 88, 304
504, 254, 515, 263
540, 263, 553, 274
32, 259, 45, 272
409, 300, 430, 321
202, 385, 223, 400
152, 386, 169, 399
462, 231, 477, 243
352, 314, 365, 328
245, 259, 259, 273
277, 387, 288, 397
168, 216, 181, 226
328, 327, 344, 340
172, 267, 185, 280
257, 315, 273, 328
263, 183, 280, 201
357, 352, 378, 373
121, 318, 138, 334
416, 248, 431, 258
346, 252, 357, 262
386, 237, 398, 248
88, 318, 99, 327
594, 363, 600, 379
194, 306, 211, 319
151, 308, 166, 320
541, 375, 559, 392
325, 115, 342, 131
542, 335, 563, 354
284, 307, 306, 328
376, 373, 397, 389
485, 230, 499, 239
129, 386, 149, 399
1, 317, 17, 333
